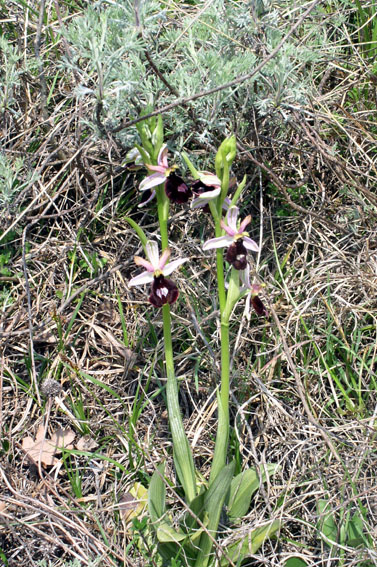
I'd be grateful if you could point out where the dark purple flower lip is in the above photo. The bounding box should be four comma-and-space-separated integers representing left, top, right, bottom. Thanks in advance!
165, 172, 192, 204
192, 179, 210, 195
149, 274, 179, 307
251, 294, 268, 317
226, 239, 248, 270
192, 180, 211, 212
139, 188, 153, 206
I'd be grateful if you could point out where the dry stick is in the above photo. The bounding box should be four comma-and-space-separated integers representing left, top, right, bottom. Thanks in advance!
134, 0, 213, 150
162, 0, 216, 56
22, 224, 41, 405
34, 0, 49, 122
144, 50, 180, 98
0, 144, 89, 243
0, 467, 126, 566
0, 261, 128, 341
0, 355, 3, 440
143, 49, 207, 137
57, 260, 126, 314
37, 396, 54, 480
268, 304, 341, 462
53, 0, 82, 84
293, 111, 377, 207
112, 0, 322, 133
0, 513, 43, 565
236, 139, 349, 235
250, 369, 354, 448
143, 47, 219, 155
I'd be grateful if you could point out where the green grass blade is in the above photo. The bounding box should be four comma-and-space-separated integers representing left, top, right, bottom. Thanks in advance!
64, 292, 86, 340
317, 498, 338, 546
116, 287, 128, 347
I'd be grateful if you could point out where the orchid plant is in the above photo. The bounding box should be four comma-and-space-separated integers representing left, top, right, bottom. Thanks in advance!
125, 115, 279, 567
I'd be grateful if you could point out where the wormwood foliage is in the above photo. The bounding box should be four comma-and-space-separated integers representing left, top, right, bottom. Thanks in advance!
63, 0, 320, 145
0, 36, 33, 113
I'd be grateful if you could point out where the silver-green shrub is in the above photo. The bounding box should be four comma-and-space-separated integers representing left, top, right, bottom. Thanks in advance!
62, 0, 323, 148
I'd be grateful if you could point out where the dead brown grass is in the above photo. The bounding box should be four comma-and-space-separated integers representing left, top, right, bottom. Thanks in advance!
1, 1, 377, 566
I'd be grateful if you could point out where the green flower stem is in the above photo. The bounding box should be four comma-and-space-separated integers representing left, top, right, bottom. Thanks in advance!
156, 185, 169, 249
209, 219, 231, 484
209, 316, 230, 484
156, 184, 196, 502
214, 218, 226, 313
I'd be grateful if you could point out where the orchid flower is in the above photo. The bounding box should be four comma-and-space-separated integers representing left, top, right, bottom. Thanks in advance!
139, 145, 191, 204
129, 240, 187, 307
203, 206, 259, 270
191, 172, 222, 210
240, 264, 268, 317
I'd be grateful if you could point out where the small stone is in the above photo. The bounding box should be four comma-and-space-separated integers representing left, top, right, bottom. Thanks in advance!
41, 379, 62, 398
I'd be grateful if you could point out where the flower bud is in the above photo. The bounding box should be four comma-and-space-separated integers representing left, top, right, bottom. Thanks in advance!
152, 115, 164, 160
215, 135, 237, 176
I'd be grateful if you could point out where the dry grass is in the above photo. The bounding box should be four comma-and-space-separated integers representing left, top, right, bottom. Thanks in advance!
1, 1, 377, 566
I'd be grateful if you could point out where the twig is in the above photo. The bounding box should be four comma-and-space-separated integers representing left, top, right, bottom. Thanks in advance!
144, 50, 180, 97
56, 261, 126, 315
22, 224, 41, 405
236, 138, 349, 235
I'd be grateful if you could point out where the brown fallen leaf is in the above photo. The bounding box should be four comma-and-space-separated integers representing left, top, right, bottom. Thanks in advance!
118, 492, 138, 523
22, 425, 75, 467
76, 435, 99, 451
118, 482, 148, 524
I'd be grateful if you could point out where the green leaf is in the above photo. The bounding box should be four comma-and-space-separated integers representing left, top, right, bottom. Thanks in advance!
222, 268, 240, 324
0, 547, 8, 567
317, 499, 338, 545
156, 542, 182, 564
124, 216, 148, 249
215, 136, 236, 178
221, 520, 281, 566
230, 174, 247, 207
135, 120, 154, 157
183, 490, 206, 531
228, 464, 279, 521
157, 520, 205, 546
148, 463, 166, 525
347, 512, 367, 547
166, 363, 197, 502
181, 152, 200, 179
157, 522, 188, 543
134, 143, 151, 165
120, 482, 148, 524
194, 462, 235, 567
285, 557, 308, 567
